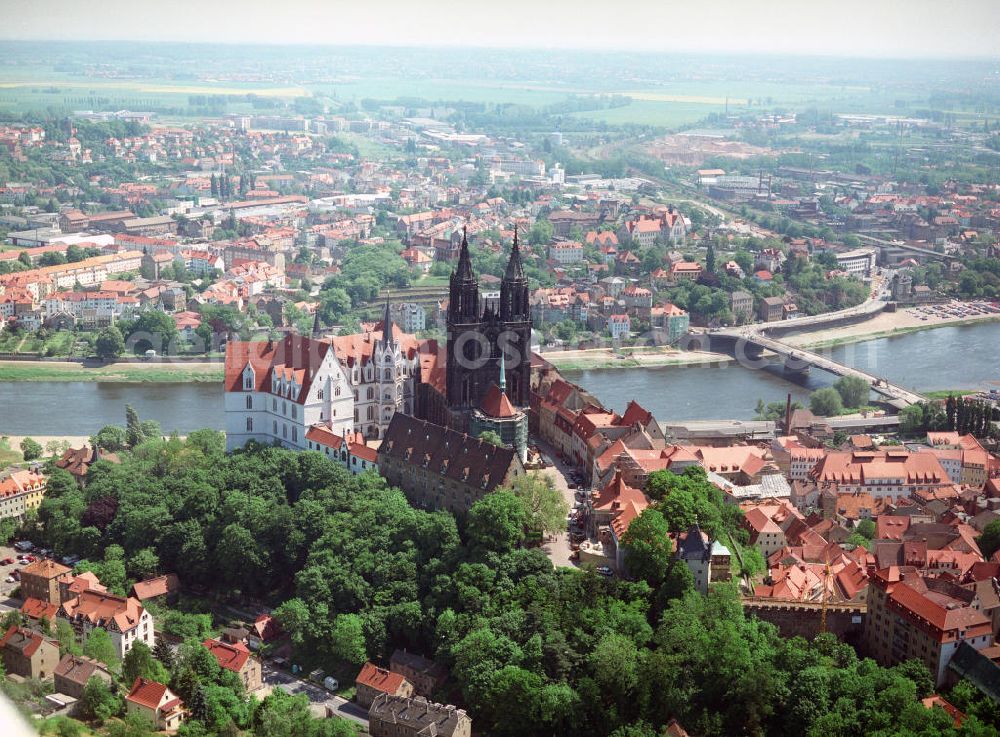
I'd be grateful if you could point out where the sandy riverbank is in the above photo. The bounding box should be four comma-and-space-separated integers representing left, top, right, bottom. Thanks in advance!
3, 434, 93, 448
539, 347, 732, 371
782, 305, 1000, 349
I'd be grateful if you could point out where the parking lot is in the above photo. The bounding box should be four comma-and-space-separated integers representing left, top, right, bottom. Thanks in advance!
260, 662, 369, 726
0, 544, 32, 610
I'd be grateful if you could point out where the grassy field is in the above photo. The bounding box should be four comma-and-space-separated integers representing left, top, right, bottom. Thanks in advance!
0, 360, 224, 383
0, 437, 22, 465
923, 389, 981, 400
571, 99, 728, 127
415, 274, 450, 287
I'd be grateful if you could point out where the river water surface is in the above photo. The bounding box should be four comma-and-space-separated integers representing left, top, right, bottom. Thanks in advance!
0, 322, 997, 434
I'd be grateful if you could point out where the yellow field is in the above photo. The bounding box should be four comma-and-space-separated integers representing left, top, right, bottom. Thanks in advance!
0, 80, 309, 98
622, 91, 747, 105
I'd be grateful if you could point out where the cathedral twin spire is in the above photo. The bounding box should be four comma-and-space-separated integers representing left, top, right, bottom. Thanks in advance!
451, 224, 528, 323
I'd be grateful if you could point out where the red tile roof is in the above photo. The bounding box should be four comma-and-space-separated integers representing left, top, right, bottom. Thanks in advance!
224, 334, 331, 403
0, 626, 49, 658
20, 597, 58, 623
356, 661, 408, 694
202, 639, 252, 673
131, 574, 179, 601
126, 677, 170, 710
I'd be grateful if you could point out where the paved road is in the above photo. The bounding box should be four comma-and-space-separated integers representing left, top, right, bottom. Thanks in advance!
260, 662, 369, 726
534, 440, 583, 570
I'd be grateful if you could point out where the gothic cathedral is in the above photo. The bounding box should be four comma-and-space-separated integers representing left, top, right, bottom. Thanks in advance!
446, 228, 532, 423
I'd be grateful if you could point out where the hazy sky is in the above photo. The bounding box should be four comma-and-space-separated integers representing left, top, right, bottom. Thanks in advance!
4, 0, 999, 59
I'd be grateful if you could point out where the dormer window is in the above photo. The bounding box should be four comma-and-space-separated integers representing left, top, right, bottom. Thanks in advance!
243, 366, 254, 390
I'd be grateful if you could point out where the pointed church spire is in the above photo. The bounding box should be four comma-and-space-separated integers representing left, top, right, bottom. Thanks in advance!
311, 310, 323, 339
499, 350, 506, 393
503, 225, 525, 281
381, 291, 395, 347
455, 225, 474, 282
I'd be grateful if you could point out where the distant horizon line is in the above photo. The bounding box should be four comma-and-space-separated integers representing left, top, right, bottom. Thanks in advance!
0, 37, 997, 63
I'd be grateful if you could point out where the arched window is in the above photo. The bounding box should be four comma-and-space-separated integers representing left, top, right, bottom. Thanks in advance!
317, 389, 323, 400
354, 409, 359, 422
292, 427, 298, 442
367, 406, 374, 420
384, 368, 391, 380
246, 417, 253, 432
272, 420, 277, 434
367, 387, 374, 400
246, 395, 252, 410
335, 386, 341, 396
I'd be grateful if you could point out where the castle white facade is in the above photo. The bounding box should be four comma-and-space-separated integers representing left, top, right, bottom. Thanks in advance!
224, 334, 354, 452
331, 300, 422, 440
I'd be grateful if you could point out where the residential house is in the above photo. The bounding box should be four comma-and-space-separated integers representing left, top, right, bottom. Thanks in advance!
58, 590, 154, 659
202, 639, 262, 692
53, 654, 113, 700
607, 314, 630, 340
0, 626, 60, 679
54, 445, 121, 486
20, 597, 59, 629
130, 574, 180, 605
809, 450, 951, 500
20, 559, 71, 605
125, 678, 187, 731
759, 296, 785, 322
650, 303, 689, 344
368, 694, 471, 737
730, 291, 753, 321
866, 567, 993, 687
669, 261, 702, 282
389, 650, 447, 698
355, 661, 415, 709
0, 468, 46, 522
548, 241, 584, 265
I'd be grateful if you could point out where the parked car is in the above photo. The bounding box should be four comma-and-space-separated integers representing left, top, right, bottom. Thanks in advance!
0, 558, 13, 566
24, 556, 36, 563
13, 541, 33, 552
596, 566, 614, 577
4, 577, 13, 584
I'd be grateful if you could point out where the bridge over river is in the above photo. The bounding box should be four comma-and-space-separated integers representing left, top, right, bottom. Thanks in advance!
700, 285, 926, 411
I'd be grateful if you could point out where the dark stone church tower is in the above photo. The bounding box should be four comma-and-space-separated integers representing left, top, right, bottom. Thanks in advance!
446, 227, 532, 421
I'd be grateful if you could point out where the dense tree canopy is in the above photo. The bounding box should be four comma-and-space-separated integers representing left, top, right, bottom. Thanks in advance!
31, 432, 1000, 737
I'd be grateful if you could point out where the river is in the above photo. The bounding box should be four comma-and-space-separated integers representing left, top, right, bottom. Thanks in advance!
564, 321, 1000, 421
0, 322, 997, 435
0, 381, 223, 436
